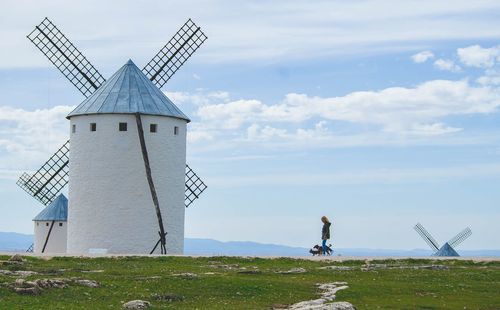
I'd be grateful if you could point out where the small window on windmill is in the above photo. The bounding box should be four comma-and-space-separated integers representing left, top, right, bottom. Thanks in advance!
36, 222, 39, 226
72, 124, 76, 133
59, 223, 63, 227
174, 126, 179, 135
90, 123, 96, 132
150, 124, 157, 133
119, 122, 128, 131
46, 222, 49, 227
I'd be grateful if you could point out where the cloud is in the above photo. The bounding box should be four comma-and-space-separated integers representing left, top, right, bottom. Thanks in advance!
2, 1, 500, 68
433, 59, 461, 72
0, 105, 73, 172
412, 50, 434, 63
457, 45, 500, 68
477, 69, 500, 86
195, 79, 499, 137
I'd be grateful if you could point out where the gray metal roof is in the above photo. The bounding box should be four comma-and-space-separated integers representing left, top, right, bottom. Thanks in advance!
67, 60, 190, 121
33, 194, 68, 221
435, 242, 460, 257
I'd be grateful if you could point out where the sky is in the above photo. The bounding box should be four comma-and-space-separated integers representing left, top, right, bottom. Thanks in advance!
1, 0, 500, 250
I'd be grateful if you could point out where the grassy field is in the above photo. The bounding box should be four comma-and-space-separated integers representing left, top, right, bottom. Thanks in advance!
0, 255, 499, 309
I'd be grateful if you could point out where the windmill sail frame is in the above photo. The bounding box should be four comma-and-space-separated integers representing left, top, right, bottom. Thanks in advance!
16, 141, 70, 206
448, 227, 472, 248
414, 223, 440, 252
143, 18, 207, 89
27, 17, 105, 97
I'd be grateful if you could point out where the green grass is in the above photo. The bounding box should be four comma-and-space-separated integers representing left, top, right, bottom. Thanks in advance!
0, 255, 499, 309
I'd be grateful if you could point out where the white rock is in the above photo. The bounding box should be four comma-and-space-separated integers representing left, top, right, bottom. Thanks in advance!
74, 279, 100, 288
278, 267, 307, 274
122, 300, 151, 309
287, 282, 354, 310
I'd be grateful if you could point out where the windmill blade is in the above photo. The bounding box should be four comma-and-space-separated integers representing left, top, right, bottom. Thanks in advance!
448, 227, 472, 249
414, 223, 440, 252
143, 18, 207, 89
16, 141, 70, 206
185, 165, 207, 208
27, 17, 105, 98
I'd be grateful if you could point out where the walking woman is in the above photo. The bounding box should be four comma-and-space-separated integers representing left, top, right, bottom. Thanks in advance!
321, 216, 331, 255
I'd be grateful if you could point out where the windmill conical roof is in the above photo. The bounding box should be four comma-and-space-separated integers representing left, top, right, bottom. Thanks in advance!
435, 242, 460, 257
33, 194, 68, 221
67, 60, 190, 122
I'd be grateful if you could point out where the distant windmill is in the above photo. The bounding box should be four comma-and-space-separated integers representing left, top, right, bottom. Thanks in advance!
414, 223, 472, 257
17, 17, 208, 254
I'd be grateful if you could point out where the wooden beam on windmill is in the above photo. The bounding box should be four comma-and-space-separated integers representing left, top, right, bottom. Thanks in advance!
142, 18, 207, 89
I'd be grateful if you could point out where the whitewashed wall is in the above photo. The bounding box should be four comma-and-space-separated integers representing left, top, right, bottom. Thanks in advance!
33, 221, 67, 253
67, 114, 187, 254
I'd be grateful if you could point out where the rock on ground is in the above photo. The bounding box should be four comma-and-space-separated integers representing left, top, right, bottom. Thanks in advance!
0, 270, 38, 277
237, 270, 262, 274
122, 300, 151, 309
9, 254, 25, 262
172, 272, 198, 279
318, 266, 356, 271
277, 267, 307, 274
9, 279, 42, 295
8, 277, 100, 295
74, 279, 100, 288
287, 282, 355, 310
35, 278, 68, 289
152, 293, 184, 302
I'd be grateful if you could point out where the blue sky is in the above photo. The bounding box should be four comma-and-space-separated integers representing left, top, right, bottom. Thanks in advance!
1, 0, 500, 250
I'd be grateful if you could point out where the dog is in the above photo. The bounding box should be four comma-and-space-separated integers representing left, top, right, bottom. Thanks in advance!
309, 244, 333, 256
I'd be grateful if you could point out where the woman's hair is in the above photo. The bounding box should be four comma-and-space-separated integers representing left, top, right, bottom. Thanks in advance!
321, 216, 330, 223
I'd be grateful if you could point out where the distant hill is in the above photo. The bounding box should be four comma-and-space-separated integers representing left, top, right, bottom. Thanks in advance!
1, 232, 499, 257
184, 238, 308, 256
0, 232, 33, 251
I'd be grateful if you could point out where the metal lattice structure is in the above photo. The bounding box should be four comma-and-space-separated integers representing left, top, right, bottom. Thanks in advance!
143, 18, 207, 89
16, 141, 70, 206
449, 227, 472, 248
185, 165, 207, 208
414, 223, 440, 252
414, 222, 472, 257
27, 17, 105, 98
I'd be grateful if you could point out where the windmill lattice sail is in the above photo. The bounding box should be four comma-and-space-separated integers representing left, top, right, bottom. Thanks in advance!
448, 227, 472, 248
27, 17, 105, 97
414, 222, 440, 252
143, 18, 207, 89
184, 165, 207, 208
16, 141, 70, 206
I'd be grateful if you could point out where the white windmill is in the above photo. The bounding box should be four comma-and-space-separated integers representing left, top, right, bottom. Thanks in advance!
32, 194, 68, 254
18, 18, 208, 254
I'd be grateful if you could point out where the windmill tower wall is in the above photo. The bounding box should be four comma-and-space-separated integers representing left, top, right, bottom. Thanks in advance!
67, 114, 187, 254
33, 221, 67, 253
